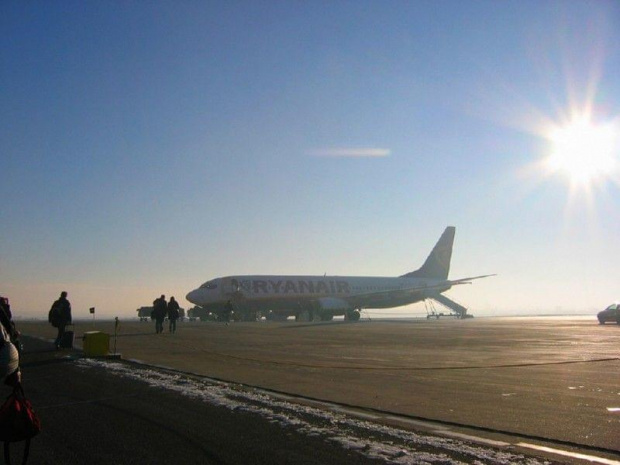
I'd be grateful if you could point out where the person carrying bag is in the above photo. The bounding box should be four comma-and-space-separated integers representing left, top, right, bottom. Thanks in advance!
0, 301, 41, 464
48, 292, 72, 349
0, 383, 41, 465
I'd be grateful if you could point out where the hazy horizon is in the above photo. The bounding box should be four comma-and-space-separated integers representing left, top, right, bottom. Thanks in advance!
13, 311, 601, 322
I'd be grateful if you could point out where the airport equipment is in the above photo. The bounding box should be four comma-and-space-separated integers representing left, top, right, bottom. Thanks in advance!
425, 299, 447, 319
136, 306, 153, 322
425, 293, 470, 319
113, 317, 119, 355
82, 331, 110, 357
59, 324, 74, 349
188, 306, 216, 322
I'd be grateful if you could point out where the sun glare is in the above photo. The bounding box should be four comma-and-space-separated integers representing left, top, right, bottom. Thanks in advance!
545, 116, 619, 187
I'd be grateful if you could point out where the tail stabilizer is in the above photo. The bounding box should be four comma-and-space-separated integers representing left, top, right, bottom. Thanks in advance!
400, 226, 455, 280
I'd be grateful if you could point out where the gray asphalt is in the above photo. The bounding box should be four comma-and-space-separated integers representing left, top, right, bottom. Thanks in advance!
13, 317, 620, 464
15, 337, 385, 465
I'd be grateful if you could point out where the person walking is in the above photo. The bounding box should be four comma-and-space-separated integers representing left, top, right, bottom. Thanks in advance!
49, 291, 72, 349
152, 295, 167, 334
167, 297, 180, 334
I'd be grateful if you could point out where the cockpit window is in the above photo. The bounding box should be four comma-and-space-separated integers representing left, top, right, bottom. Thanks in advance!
200, 281, 218, 290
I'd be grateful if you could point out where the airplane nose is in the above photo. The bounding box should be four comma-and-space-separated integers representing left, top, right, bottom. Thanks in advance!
186, 289, 198, 304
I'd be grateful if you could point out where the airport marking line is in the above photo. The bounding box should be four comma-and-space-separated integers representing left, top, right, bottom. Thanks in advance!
331, 406, 380, 420
238, 373, 620, 463
327, 406, 620, 463
74, 359, 548, 464
517, 443, 620, 465
25, 333, 620, 462
162, 334, 620, 371
70, 357, 620, 465
258, 385, 620, 464
384, 415, 447, 430
439, 431, 510, 448
30, 330, 617, 464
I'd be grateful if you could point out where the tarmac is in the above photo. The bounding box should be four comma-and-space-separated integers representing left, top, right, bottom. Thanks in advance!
14, 316, 620, 464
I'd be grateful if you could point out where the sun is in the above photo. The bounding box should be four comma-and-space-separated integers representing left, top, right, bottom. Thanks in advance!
544, 115, 619, 187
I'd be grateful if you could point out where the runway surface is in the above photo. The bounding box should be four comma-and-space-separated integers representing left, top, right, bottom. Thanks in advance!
17, 316, 620, 463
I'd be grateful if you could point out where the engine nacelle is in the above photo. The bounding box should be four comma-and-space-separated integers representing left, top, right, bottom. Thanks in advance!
317, 297, 350, 311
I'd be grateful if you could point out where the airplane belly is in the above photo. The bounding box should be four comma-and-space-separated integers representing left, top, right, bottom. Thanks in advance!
221, 293, 314, 313
257, 296, 313, 312
354, 293, 424, 309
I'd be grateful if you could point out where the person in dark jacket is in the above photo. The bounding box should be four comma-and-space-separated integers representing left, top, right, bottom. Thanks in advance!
167, 297, 180, 334
49, 291, 72, 349
0, 296, 20, 350
153, 295, 167, 334
0, 296, 20, 386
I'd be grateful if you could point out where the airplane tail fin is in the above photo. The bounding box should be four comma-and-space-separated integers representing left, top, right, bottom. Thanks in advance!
400, 226, 455, 280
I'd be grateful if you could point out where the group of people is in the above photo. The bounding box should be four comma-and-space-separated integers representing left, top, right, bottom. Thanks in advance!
152, 295, 180, 334
46, 291, 181, 337
1, 291, 183, 387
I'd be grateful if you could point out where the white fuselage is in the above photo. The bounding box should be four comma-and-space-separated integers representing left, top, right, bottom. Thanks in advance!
186, 274, 450, 316
185, 227, 491, 321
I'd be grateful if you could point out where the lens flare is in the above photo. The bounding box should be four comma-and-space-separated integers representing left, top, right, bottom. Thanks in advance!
544, 115, 619, 188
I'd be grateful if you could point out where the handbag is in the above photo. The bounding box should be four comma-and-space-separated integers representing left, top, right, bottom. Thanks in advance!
0, 384, 41, 465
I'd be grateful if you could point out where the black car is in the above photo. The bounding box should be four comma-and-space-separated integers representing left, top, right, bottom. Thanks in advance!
597, 303, 620, 324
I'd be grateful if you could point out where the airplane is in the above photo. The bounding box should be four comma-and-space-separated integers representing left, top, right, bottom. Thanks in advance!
185, 226, 494, 322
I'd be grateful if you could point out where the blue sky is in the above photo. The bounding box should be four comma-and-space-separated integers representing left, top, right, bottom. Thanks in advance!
1, 1, 619, 318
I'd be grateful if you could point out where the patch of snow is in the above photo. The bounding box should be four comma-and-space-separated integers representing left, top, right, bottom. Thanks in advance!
76, 359, 551, 464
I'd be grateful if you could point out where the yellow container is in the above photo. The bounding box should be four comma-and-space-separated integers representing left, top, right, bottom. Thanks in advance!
82, 331, 110, 357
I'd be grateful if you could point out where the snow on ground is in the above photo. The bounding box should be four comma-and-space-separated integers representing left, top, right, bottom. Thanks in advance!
76, 359, 552, 465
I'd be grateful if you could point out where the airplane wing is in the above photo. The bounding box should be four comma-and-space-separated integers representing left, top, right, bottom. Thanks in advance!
347, 281, 452, 304
345, 274, 496, 307
447, 274, 496, 286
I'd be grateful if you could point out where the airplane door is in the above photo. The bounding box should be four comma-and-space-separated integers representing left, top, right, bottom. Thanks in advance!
220, 277, 246, 298
220, 277, 235, 296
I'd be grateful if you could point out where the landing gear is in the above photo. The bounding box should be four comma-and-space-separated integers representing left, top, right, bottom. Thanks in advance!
344, 309, 361, 322
240, 311, 258, 322
266, 311, 288, 321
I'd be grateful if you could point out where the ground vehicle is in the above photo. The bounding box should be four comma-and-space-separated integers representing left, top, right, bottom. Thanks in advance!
137, 306, 186, 322
137, 306, 153, 322
597, 303, 620, 324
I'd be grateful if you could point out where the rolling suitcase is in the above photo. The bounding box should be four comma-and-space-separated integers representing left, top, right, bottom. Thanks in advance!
60, 324, 75, 349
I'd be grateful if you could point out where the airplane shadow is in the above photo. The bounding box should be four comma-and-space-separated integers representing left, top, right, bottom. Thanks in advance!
277, 320, 374, 330
277, 319, 429, 329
